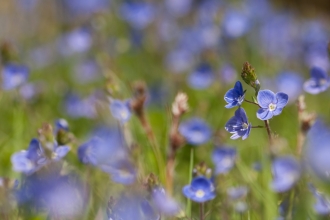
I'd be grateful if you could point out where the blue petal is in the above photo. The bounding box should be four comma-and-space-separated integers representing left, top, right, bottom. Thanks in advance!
225, 116, 242, 132
273, 107, 283, 116
256, 108, 273, 120
257, 90, 276, 108
234, 81, 244, 94
224, 88, 236, 102
310, 67, 327, 80
242, 124, 251, 140
225, 101, 238, 109
276, 92, 289, 108
303, 79, 330, 94
53, 146, 70, 161
235, 107, 248, 123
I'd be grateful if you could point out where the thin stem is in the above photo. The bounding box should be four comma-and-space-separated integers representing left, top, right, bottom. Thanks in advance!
200, 203, 204, 220
186, 148, 194, 217
251, 125, 264, 128
286, 189, 295, 219
264, 120, 273, 154
244, 99, 260, 107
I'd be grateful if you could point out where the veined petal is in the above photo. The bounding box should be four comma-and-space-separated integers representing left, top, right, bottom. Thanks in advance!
225, 101, 238, 109
225, 116, 242, 132
310, 67, 327, 80
273, 107, 283, 116
276, 92, 289, 108
257, 90, 276, 108
224, 88, 236, 102
256, 108, 273, 120
234, 81, 244, 95
235, 107, 248, 123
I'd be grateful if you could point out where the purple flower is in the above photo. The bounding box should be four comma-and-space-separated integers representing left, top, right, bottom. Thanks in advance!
100, 160, 136, 185
276, 71, 303, 103
309, 185, 330, 215
2, 63, 29, 90
303, 67, 330, 94
256, 90, 288, 120
225, 108, 251, 140
224, 81, 245, 108
219, 64, 237, 84
109, 99, 132, 123
212, 146, 237, 174
178, 118, 212, 145
120, 2, 155, 30
151, 187, 180, 216
188, 63, 215, 90
58, 28, 92, 56
271, 156, 301, 193
182, 176, 216, 203
222, 9, 250, 38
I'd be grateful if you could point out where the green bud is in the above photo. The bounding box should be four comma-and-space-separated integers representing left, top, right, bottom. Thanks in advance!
193, 162, 212, 179
144, 173, 160, 192
241, 62, 261, 95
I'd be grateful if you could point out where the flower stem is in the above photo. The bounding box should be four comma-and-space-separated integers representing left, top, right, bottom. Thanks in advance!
186, 147, 194, 217
244, 99, 260, 107
252, 125, 264, 128
200, 203, 204, 220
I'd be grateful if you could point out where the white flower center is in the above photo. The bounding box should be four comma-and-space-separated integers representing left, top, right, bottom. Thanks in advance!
242, 123, 249, 130
195, 189, 205, 198
268, 103, 276, 111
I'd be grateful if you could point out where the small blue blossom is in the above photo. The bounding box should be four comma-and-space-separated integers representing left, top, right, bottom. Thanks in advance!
152, 187, 180, 216
178, 117, 212, 145
222, 9, 250, 38
220, 63, 237, 84
256, 90, 289, 120
109, 99, 132, 123
65, 93, 97, 119
166, 48, 194, 73
55, 118, 69, 134
304, 120, 330, 181
224, 81, 245, 108
212, 146, 237, 174
120, 2, 155, 30
100, 160, 136, 185
58, 28, 92, 56
271, 156, 301, 193
165, 0, 192, 17
309, 185, 330, 215
183, 176, 215, 203
188, 63, 215, 90
227, 186, 248, 200
74, 59, 101, 84
11, 139, 70, 175
276, 71, 303, 103
2, 63, 29, 90
225, 108, 251, 140
303, 67, 330, 94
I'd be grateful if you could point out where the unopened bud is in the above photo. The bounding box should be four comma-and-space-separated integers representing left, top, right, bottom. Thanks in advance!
172, 92, 189, 116
241, 62, 260, 95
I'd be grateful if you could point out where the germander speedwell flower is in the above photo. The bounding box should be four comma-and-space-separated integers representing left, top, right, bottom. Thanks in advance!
303, 67, 330, 94
182, 176, 215, 203
256, 90, 288, 120
224, 81, 245, 108
225, 108, 251, 140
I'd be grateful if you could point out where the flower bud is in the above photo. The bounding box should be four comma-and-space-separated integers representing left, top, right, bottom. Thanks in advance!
241, 62, 260, 94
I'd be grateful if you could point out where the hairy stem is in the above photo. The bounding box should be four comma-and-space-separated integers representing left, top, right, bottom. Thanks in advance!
252, 125, 264, 128
244, 99, 261, 107
200, 203, 205, 220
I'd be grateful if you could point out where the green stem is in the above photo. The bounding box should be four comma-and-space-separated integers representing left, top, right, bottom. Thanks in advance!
200, 203, 204, 220
186, 147, 194, 217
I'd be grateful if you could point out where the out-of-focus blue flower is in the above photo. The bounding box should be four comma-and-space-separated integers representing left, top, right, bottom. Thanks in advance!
188, 63, 215, 89
28, 44, 55, 69
2, 63, 29, 90
17, 173, 86, 218
222, 9, 250, 38
212, 146, 237, 174
197, 0, 222, 24
55, 118, 69, 133
303, 67, 330, 94
271, 156, 301, 193
58, 28, 92, 56
256, 90, 288, 120
65, 93, 97, 119
276, 71, 303, 103
77, 127, 134, 185
309, 184, 330, 215
165, 0, 192, 17
178, 118, 212, 145
11, 139, 70, 175
152, 187, 180, 216
224, 81, 245, 108
19, 82, 40, 100
227, 186, 248, 200
120, 2, 155, 30
63, 0, 110, 17
182, 176, 216, 203
166, 48, 194, 73
196, 23, 221, 50
225, 108, 251, 140
219, 64, 237, 84
100, 160, 136, 185
304, 120, 330, 181
109, 99, 131, 123
74, 59, 101, 84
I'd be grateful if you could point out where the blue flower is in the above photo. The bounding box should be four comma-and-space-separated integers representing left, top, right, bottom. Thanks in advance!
100, 160, 136, 185
224, 81, 245, 108
227, 186, 248, 200
109, 99, 132, 123
151, 187, 180, 216
256, 90, 288, 120
222, 9, 250, 38
2, 63, 29, 90
178, 118, 212, 145
276, 71, 303, 103
303, 67, 330, 94
188, 63, 215, 90
220, 63, 237, 84
309, 185, 330, 215
11, 139, 70, 175
304, 120, 330, 181
212, 146, 237, 174
58, 28, 92, 56
225, 108, 251, 140
55, 118, 69, 134
271, 156, 301, 193
183, 176, 215, 203
120, 2, 155, 30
